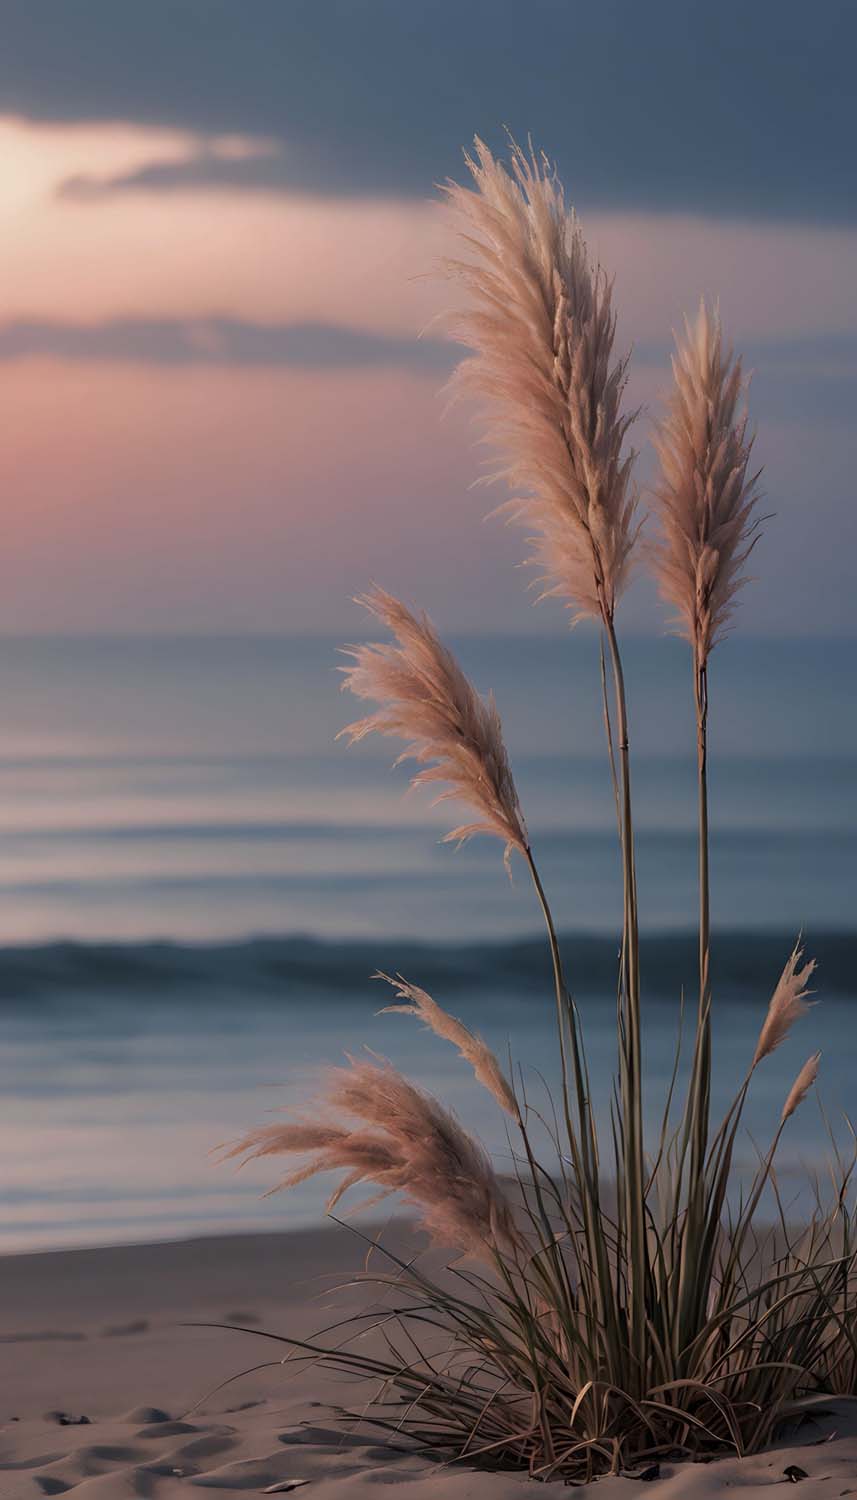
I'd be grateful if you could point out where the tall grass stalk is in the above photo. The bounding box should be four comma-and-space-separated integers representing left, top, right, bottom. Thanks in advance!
651, 303, 765, 1355
443, 137, 650, 1357
221, 144, 854, 1481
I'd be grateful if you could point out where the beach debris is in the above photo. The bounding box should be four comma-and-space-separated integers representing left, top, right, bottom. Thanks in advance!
44, 1410, 91, 1426
622, 1463, 661, 1481
262, 1483, 311, 1495
784, 1466, 809, 1483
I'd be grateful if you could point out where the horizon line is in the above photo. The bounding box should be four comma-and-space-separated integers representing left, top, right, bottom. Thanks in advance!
0, 629, 854, 645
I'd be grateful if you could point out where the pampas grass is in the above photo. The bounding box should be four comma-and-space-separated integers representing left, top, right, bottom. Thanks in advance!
441, 139, 649, 1312
753, 943, 816, 1067
339, 587, 528, 869
652, 300, 762, 668
442, 137, 639, 626
782, 1052, 822, 1124
221, 138, 855, 1482
376, 973, 520, 1122
651, 301, 764, 1239
227, 1057, 523, 1263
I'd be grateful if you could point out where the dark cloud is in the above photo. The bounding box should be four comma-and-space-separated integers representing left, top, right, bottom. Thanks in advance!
1, 0, 854, 221
2, 317, 853, 429
0, 317, 453, 370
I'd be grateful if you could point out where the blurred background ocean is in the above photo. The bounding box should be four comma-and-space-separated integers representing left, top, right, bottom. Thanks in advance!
0, 633, 854, 1252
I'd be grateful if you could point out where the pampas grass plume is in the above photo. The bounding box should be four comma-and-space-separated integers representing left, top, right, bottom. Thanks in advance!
339, 587, 528, 868
377, 972, 520, 1121
442, 137, 640, 624
781, 1051, 822, 1124
651, 300, 762, 665
753, 941, 816, 1068
226, 1057, 521, 1261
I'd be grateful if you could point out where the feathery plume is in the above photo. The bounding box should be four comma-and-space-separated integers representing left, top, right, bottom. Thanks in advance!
651, 301, 763, 665
781, 1052, 821, 1124
752, 942, 816, 1068
225, 1058, 522, 1261
339, 587, 528, 867
377, 972, 520, 1121
442, 137, 640, 624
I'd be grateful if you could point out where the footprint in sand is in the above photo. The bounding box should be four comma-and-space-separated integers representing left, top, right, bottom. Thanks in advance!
189, 1453, 314, 1490
134, 1420, 199, 1438
63, 1473, 159, 1497
278, 1424, 365, 1448
167, 1432, 238, 1462
59, 1443, 149, 1478
0, 1451, 65, 1469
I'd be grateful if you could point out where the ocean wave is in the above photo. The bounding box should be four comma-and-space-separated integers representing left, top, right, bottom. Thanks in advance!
0, 931, 853, 1005
1, 822, 856, 849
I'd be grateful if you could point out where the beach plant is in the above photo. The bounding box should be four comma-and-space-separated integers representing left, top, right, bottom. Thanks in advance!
224, 140, 854, 1481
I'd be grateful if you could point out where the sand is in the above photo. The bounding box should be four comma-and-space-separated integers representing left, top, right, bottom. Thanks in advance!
2, 1224, 856, 1498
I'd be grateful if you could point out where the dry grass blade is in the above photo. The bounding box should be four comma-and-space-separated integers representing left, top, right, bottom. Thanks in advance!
339, 586, 527, 868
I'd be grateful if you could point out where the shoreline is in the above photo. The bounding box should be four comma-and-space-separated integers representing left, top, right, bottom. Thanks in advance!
2, 1222, 857, 1496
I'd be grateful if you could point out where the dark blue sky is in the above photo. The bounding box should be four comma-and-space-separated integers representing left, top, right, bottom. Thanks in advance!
1, 0, 854, 220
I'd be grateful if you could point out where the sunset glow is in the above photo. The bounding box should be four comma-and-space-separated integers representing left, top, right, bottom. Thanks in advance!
0, 86, 853, 636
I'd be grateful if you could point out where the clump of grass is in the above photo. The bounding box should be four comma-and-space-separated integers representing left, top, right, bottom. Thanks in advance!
223, 139, 854, 1482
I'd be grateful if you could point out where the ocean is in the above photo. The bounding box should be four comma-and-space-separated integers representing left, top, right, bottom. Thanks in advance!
0, 633, 854, 1252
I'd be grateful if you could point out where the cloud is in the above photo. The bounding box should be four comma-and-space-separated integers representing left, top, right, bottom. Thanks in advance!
3, 0, 854, 222
633, 332, 857, 427
56, 136, 353, 203
0, 317, 453, 371
59, 151, 299, 201
1, 315, 854, 434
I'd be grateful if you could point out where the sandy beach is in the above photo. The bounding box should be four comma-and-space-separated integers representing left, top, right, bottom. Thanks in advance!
1, 1223, 855, 1498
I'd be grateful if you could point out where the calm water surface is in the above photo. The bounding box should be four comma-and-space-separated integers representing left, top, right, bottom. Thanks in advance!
0, 634, 854, 1251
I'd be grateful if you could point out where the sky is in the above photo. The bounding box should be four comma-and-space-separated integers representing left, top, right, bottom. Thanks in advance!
0, 0, 854, 636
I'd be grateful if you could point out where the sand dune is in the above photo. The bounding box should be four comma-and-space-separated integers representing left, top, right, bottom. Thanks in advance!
2, 1226, 856, 1497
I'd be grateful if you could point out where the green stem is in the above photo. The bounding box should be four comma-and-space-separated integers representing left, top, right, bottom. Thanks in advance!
676, 653, 713, 1356
692, 657, 712, 1180
602, 612, 647, 1370
524, 845, 619, 1354
524, 846, 589, 1169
